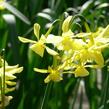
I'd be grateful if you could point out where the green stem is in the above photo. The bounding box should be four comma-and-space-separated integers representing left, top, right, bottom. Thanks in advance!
1, 49, 5, 109
53, 56, 57, 68
45, 19, 60, 37
70, 14, 90, 32
98, 67, 109, 109
40, 51, 58, 109
69, 78, 81, 109
79, 86, 83, 109
40, 82, 53, 109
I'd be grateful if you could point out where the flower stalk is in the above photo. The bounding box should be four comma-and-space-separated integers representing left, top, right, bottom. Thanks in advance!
2, 49, 5, 109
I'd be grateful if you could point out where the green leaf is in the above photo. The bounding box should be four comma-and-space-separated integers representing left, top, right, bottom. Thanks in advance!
3, 1, 31, 25
37, 12, 52, 21
96, 3, 109, 9
2, 14, 20, 64
80, 0, 94, 15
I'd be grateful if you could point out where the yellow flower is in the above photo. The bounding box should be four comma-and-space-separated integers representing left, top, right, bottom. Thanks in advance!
0, 96, 13, 107
74, 48, 104, 69
0, 64, 23, 93
0, 0, 5, 10
98, 25, 109, 38
0, 57, 23, 106
18, 23, 58, 57
34, 66, 63, 83
74, 65, 89, 77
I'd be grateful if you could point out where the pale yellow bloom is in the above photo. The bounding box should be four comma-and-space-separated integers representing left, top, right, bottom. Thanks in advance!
98, 25, 109, 38
0, 96, 13, 107
0, 64, 23, 93
0, 58, 23, 106
0, 0, 5, 10
19, 23, 58, 57
20, 16, 109, 82
74, 65, 89, 77
34, 66, 63, 83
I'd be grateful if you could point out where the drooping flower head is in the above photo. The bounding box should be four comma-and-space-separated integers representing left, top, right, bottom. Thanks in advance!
0, 57, 23, 107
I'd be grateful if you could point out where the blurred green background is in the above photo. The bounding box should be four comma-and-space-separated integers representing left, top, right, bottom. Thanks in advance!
1, 0, 109, 109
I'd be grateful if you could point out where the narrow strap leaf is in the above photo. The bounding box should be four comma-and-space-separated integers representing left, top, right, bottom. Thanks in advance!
3, 1, 31, 25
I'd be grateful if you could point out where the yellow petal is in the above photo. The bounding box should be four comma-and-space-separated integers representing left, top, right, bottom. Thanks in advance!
44, 73, 62, 83
5, 73, 16, 80
5, 81, 16, 86
61, 36, 74, 50
18, 36, 36, 43
30, 42, 45, 57
39, 35, 46, 43
74, 66, 89, 77
99, 25, 109, 38
45, 46, 58, 56
62, 30, 74, 37
91, 51, 104, 68
50, 73, 63, 82
5, 66, 23, 74
73, 39, 85, 50
34, 68, 47, 73
34, 23, 40, 40
46, 35, 62, 44
95, 37, 109, 44
75, 32, 91, 38
48, 66, 53, 73
5, 87, 16, 93
94, 43, 109, 50
0, 0, 5, 10
0, 96, 13, 107
44, 75, 51, 83
4, 65, 19, 72
62, 16, 72, 32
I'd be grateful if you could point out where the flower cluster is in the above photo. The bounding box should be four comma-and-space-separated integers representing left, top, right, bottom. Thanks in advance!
0, 56, 23, 107
19, 16, 109, 83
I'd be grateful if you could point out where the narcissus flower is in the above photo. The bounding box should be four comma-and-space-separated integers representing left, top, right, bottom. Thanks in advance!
34, 66, 63, 83
0, 57, 23, 106
0, 64, 23, 93
74, 65, 89, 77
0, 96, 13, 108
19, 16, 109, 82
0, 0, 5, 10
18, 23, 58, 57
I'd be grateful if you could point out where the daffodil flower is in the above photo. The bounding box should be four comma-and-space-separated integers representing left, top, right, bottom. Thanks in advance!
0, 58, 23, 106
98, 25, 109, 38
0, 64, 23, 93
45, 16, 77, 51
54, 16, 86, 51
0, 96, 13, 107
18, 23, 58, 57
0, 0, 5, 10
34, 66, 63, 83
73, 65, 89, 77
19, 16, 109, 82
